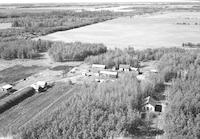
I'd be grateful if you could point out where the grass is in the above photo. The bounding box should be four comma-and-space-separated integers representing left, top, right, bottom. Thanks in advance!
0, 65, 45, 84
0, 82, 74, 135
50, 65, 73, 71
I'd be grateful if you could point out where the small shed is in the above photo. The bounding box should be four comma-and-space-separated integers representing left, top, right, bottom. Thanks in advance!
92, 64, 106, 69
119, 64, 130, 71
100, 71, 118, 78
1, 84, 13, 93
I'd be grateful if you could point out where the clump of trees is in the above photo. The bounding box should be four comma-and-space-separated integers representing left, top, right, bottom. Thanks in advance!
48, 42, 107, 62
18, 73, 157, 138
85, 48, 139, 68
85, 47, 185, 68
182, 42, 200, 48
0, 39, 52, 59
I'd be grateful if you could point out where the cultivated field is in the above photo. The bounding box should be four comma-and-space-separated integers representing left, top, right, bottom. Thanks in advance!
39, 11, 200, 50
0, 83, 76, 135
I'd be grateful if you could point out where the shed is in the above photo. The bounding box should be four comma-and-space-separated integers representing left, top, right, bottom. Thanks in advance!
31, 81, 47, 92
100, 71, 118, 78
1, 84, 13, 93
36, 81, 47, 89
119, 64, 130, 71
92, 64, 106, 69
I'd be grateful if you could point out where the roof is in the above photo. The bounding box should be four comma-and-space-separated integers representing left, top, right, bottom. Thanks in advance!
2, 84, 13, 90
92, 64, 106, 68
143, 96, 157, 107
36, 81, 47, 88
119, 64, 130, 69
100, 71, 118, 76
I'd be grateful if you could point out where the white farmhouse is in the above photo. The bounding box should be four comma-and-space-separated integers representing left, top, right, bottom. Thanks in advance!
142, 96, 162, 112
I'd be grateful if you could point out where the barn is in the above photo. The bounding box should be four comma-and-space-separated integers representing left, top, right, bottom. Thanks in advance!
119, 64, 131, 71
92, 64, 106, 69
99, 71, 118, 78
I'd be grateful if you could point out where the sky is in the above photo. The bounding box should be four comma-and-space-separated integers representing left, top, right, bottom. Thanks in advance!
0, 0, 198, 4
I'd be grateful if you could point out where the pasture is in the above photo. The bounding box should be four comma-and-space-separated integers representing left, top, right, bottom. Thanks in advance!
39, 11, 200, 50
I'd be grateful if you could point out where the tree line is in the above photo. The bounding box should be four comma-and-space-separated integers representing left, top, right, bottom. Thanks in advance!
0, 10, 119, 42
158, 50, 200, 139
142, 49, 200, 138
0, 39, 52, 59
48, 42, 107, 62
85, 47, 185, 68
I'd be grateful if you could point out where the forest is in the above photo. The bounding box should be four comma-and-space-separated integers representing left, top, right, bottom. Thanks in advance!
0, 10, 119, 41
157, 50, 200, 139
0, 39, 52, 59
48, 42, 107, 62
19, 73, 162, 139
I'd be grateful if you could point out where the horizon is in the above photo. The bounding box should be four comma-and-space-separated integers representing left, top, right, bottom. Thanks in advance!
0, 0, 199, 4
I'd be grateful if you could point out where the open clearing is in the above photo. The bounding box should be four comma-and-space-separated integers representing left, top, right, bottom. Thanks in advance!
39, 11, 200, 50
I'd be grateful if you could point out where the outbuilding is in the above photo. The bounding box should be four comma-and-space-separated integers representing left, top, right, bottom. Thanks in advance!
31, 81, 47, 92
1, 84, 13, 93
92, 64, 106, 69
119, 64, 131, 71
100, 71, 118, 78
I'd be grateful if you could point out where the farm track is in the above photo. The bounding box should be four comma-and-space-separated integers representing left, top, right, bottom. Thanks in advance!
0, 84, 76, 134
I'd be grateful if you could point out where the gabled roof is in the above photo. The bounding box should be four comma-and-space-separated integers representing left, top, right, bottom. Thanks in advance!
2, 84, 13, 90
143, 96, 157, 107
119, 64, 130, 69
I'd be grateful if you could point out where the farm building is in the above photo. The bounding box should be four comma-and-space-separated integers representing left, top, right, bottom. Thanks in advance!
150, 69, 158, 73
142, 96, 162, 112
31, 81, 47, 92
100, 71, 118, 78
1, 84, 13, 93
92, 64, 106, 69
119, 64, 131, 71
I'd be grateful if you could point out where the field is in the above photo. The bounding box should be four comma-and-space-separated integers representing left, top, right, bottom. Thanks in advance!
0, 65, 45, 84
0, 23, 11, 29
0, 83, 77, 136
39, 11, 200, 50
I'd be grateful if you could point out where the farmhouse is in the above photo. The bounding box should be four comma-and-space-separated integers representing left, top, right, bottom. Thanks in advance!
142, 96, 162, 112
92, 64, 106, 69
100, 71, 118, 78
1, 84, 13, 93
119, 64, 130, 71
